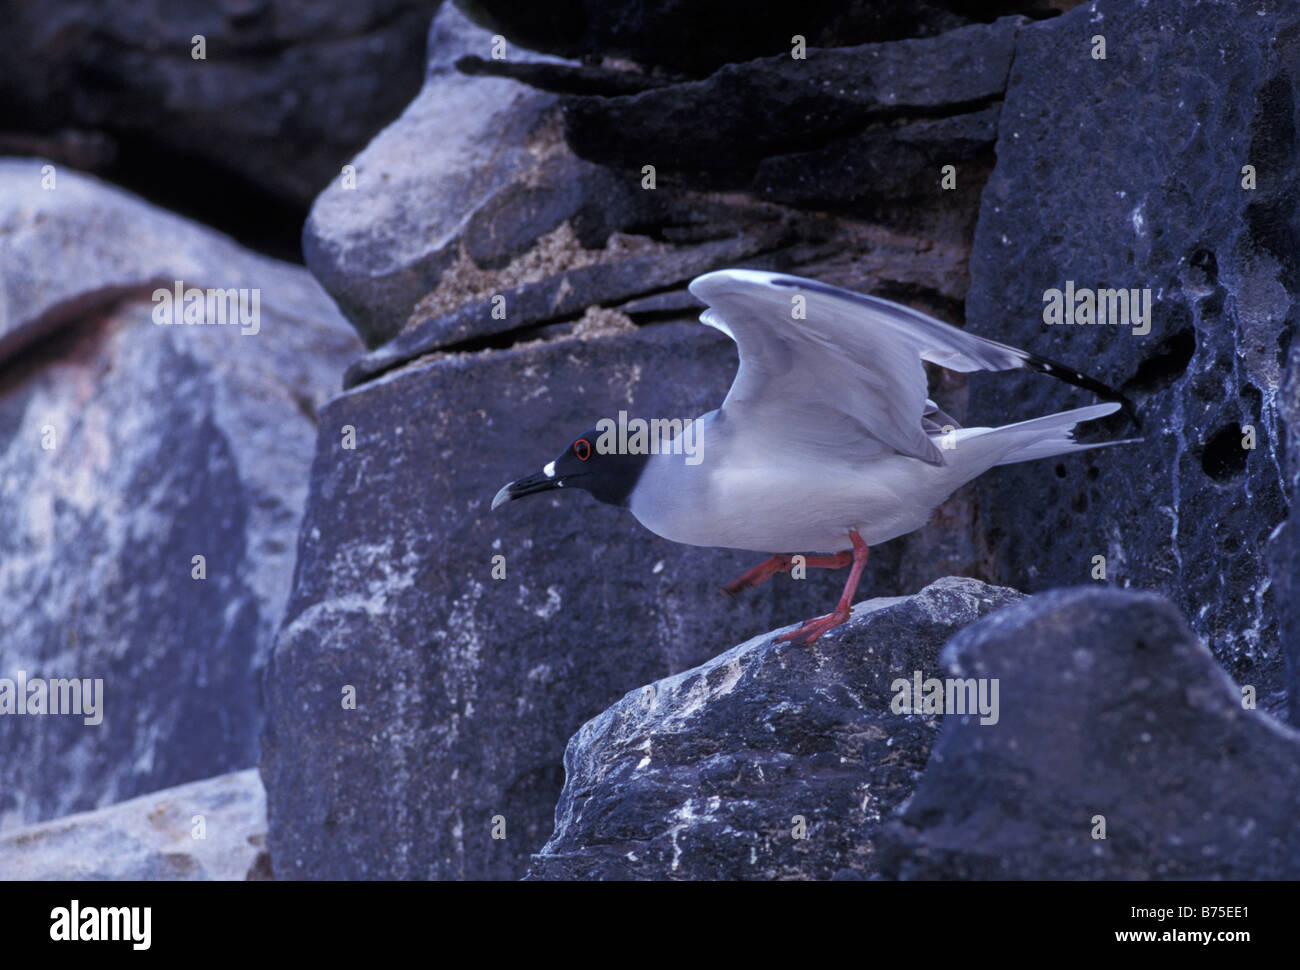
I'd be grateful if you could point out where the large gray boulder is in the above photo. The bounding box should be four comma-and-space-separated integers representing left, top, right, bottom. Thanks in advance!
0, 769, 268, 880
0, 160, 361, 828
302, 5, 579, 346
962, 0, 1298, 720
880, 588, 1300, 879
0, 158, 333, 362
526, 577, 1023, 880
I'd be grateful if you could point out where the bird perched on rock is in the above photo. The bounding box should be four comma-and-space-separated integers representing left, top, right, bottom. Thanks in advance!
493, 269, 1139, 644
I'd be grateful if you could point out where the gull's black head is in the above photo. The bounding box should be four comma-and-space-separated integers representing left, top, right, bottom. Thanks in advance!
491, 427, 651, 511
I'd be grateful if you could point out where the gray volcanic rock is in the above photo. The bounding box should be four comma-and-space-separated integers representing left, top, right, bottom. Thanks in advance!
0, 159, 329, 364
0, 769, 268, 880
962, 0, 1297, 718
752, 105, 1002, 212
0, 162, 361, 829
306, 5, 998, 352
342, 234, 782, 387
560, 18, 1023, 189
526, 577, 1023, 881
879, 587, 1300, 880
1269, 347, 1300, 725
0, 0, 442, 205
302, 5, 813, 352
260, 321, 904, 881
301, 4, 585, 347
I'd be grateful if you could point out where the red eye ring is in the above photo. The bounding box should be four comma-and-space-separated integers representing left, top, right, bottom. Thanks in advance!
574, 438, 592, 461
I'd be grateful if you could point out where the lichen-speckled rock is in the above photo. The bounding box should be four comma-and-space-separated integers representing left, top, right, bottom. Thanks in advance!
962, 0, 1298, 720
0, 161, 361, 828
526, 577, 1023, 881
879, 588, 1300, 879
0, 769, 268, 880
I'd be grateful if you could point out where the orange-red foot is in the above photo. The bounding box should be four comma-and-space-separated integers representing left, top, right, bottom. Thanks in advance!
777, 606, 852, 646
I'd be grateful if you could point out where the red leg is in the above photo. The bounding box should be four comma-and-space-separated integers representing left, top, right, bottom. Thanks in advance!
722, 555, 792, 597
721, 550, 853, 597
777, 531, 870, 645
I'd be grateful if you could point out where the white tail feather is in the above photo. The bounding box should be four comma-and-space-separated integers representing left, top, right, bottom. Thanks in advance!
946, 402, 1137, 467
993, 402, 1133, 465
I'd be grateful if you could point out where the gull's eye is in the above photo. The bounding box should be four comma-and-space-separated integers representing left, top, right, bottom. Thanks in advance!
573, 438, 592, 461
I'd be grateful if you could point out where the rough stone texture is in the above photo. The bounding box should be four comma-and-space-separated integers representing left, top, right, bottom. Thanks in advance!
306, 6, 1004, 350
561, 19, 1021, 188
526, 578, 1023, 881
455, 0, 1061, 77
1265, 12, 1300, 729
262, 320, 940, 880
753, 105, 1002, 212
0, 769, 269, 880
344, 234, 781, 386
1269, 345, 1300, 725
963, 0, 1299, 719
302, 6, 806, 350
879, 588, 1300, 880
0, 0, 442, 206
0, 160, 326, 363
0, 161, 362, 828
302, 5, 578, 346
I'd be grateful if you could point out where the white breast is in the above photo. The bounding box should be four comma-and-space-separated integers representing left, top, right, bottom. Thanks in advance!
629, 442, 959, 553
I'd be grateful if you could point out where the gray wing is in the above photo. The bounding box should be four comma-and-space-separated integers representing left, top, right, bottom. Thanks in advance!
689, 269, 1049, 465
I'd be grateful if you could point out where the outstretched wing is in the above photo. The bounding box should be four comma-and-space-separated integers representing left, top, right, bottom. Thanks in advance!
689, 268, 1133, 466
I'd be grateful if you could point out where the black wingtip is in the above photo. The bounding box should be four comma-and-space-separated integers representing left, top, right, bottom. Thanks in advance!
1117, 394, 1142, 431
1018, 348, 1141, 431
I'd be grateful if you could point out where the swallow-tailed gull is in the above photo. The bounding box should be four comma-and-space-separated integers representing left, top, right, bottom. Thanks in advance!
493, 268, 1139, 644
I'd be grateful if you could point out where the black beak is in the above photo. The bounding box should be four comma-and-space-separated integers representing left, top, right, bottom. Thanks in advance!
491, 470, 561, 510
